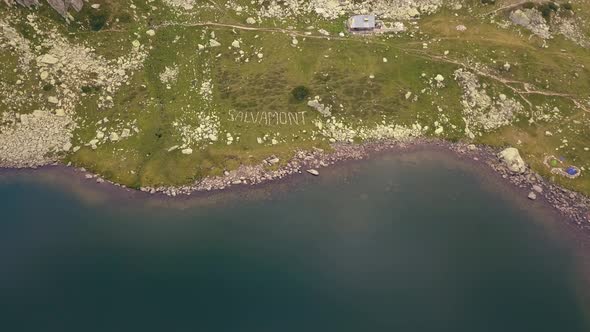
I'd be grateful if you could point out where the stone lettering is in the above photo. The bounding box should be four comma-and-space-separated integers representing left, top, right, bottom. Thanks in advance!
227, 111, 306, 126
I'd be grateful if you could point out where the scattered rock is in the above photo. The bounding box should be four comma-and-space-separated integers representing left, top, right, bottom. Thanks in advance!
307, 96, 332, 117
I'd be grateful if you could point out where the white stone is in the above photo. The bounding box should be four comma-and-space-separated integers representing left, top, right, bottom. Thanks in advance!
209, 39, 221, 47
383, 57, 388, 63
146, 29, 156, 37
48, 96, 59, 104
231, 40, 240, 48
182, 148, 193, 155
307, 169, 319, 176
434, 74, 444, 82
63, 142, 72, 151
109, 132, 120, 142
40, 54, 59, 65
246, 17, 256, 24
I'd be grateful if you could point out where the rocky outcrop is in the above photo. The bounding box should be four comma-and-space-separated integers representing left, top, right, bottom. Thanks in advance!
454, 69, 523, 135
509, 9, 551, 39
3, 0, 84, 18
0, 110, 74, 168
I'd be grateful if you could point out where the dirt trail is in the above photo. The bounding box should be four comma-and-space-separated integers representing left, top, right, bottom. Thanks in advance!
154, 21, 590, 113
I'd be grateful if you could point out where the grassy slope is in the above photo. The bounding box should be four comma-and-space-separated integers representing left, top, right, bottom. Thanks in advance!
1, 0, 589, 193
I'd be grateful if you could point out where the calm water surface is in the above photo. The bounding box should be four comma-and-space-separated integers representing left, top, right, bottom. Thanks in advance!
0, 150, 589, 332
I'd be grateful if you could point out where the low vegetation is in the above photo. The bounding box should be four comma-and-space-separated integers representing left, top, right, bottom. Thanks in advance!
0, 0, 589, 196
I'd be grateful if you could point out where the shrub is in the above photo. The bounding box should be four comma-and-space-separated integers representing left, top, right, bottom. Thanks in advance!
548, 2, 559, 11
81, 85, 101, 93
481, 0, 496, 4
539, 3, 553, 20
563, 2, 573, 10
291, 85, 310, 101
43, 84, 54, 91
89, 12, 108, 31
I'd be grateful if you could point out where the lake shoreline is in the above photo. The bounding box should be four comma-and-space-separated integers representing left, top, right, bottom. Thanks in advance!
1, 139, 589, 231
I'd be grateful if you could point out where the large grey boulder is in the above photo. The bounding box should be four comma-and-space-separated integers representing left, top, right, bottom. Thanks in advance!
498, 147, 527, 174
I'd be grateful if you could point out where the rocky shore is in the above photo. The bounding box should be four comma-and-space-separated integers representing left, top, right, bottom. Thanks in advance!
2, 132, 588, 230
68, 138, 588, 230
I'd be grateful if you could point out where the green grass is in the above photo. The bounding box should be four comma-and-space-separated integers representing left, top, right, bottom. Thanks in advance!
1, 0, 590, 195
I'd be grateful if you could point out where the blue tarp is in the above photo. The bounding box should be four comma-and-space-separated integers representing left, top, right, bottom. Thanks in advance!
566, 167, 578, 175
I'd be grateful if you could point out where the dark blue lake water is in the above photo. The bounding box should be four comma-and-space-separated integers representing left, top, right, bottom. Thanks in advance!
0, 150, 589, 332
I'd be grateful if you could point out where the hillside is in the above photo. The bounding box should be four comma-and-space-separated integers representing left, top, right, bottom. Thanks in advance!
1, 0, 589, 196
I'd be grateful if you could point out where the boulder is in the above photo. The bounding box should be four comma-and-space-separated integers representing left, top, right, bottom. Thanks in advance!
40, 54, 59, 65
528, 191, 537, 200
306, 169, 319, 176
498, 147, 527, 173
